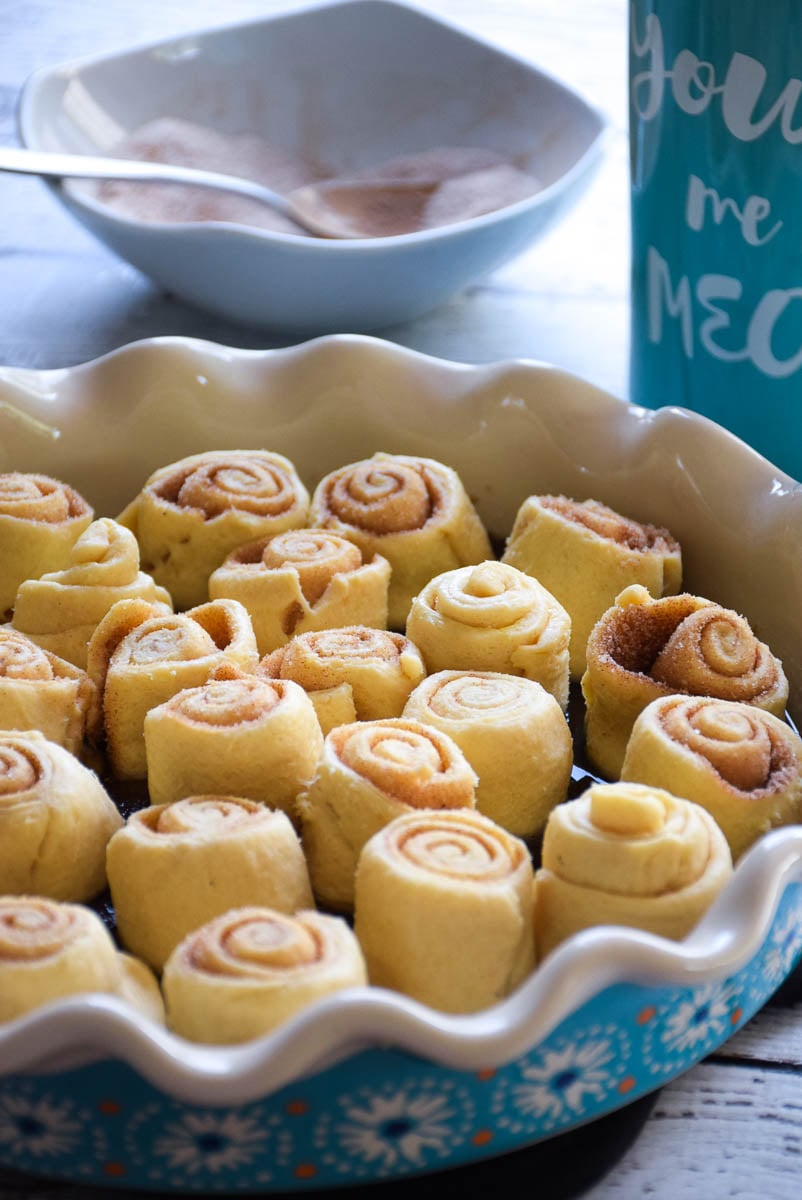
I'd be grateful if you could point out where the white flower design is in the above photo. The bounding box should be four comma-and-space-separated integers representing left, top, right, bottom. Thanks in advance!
0, 1093, 82, 1158
152, 1110, 267, 1175
659, 983, 731, 1054
761, 901, 802, 986
336, 1091, 455, 1168
511, 1037, 617, 1122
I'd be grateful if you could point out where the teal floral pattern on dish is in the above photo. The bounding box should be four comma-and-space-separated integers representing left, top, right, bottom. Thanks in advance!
0, 882, 798, 1192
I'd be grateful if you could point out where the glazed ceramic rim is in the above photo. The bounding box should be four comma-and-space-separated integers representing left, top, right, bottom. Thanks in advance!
0, 332, 801, 1105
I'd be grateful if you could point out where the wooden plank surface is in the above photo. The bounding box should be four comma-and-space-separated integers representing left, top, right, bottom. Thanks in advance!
1, 2, 801, 1198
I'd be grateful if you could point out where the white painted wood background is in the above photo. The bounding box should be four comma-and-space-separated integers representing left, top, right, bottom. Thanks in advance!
1, 2, 801, 1198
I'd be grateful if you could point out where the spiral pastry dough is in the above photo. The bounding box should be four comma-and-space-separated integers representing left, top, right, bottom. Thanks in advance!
309, 453, 492, 629
0, 628, 95, 754
117, 450, 310, 610
0, 896, 164, 1025
534, 781, 733, 957
162, 907, 367, 1044
86, 597, 258, 778
298, 717, 477, 911
11, 518, 172, 668
354, 808, 536, 1013
0, 473, 93, 618
107, 796, 314, 971
582, 586, 790, 780
621, 696, 802, 859
406, 561, 571, 709
209, 529, 391, 656
259, 626, 426, 734
502, 494, 682, 678
0, 730, 122, 901
403, 670, 572, 837
144, 669, 323, 817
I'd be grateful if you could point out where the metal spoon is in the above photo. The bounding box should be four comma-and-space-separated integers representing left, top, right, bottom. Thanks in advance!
0, 144, 438, 239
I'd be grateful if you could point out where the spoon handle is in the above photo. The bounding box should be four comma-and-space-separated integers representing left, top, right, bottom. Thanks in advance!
0, 144, 295, 217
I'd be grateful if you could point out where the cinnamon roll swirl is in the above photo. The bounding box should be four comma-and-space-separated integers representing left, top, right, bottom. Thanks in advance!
582, 586, 789, 780
403, 670, 572, 837
107, 796, 314, 971
11, 518, 172, 668
0, 473, 93, 618
354, 808, 536, 1013
298, 717, 477, 911
502, 494, 682, 677
162, 907, 366, 1044
144, 669, 323, 817
0, 730, 122, 901
209, 529, 391, 655
406, 561, 571, 709
259, 626, 426, 734
534, 781, 733, 958
309, 453, 492, 628
621, 696, 802, 859
117, 450, 310, 610
0, 628, 95, 754
0, 896, 163, 1025
86, 597, 258, 778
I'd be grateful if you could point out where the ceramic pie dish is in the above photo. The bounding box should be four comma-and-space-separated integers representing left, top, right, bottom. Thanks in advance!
0, 334, 800, 1193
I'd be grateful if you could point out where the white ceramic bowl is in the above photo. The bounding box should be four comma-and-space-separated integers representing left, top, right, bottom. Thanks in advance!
16, 0, 606, 333
0, 335, 801, 1193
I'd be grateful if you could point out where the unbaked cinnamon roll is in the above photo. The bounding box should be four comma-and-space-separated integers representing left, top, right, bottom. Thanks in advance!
309, 453, 492, 628
0, 473, 93, 618
403, 669, 572, 837
259, 626, 426, 734
107, 796, 314, 971
0, 730, 121, 901
406, 561, 571, 709
582, 586, 789, 780
354, 808, 536, 1013
621, 696, 802, 859
502, 494, 682, 677
298, 717, 477, 911
162, 906, 366, 1043
534, 781, 733, 958
208, 529, 391, 655
11, 518, 172, 668
86, 597, 258, 778
117, 450, 310, 610
144, 669, 323, 817
0, 896, 164, 1025
0, 628, 94, 754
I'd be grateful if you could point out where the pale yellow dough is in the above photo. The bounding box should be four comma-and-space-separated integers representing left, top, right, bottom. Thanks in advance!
534, 781, 734, 958
0, 896, 164, 1025
209, 528, 391, 655
11, 518, 172, 668
0, 730, 122, 901
502, 494, 682, 677
621, 696, 802, 860
582, 586, 790, 781
0, 473, 93, 618
298, 717, 477, 912
354, 808, 536, 1013
0, 628, 95, 755
86, 597, 259, 779
162, 906, 366, 1044
403, 670, 573, 837
107, 796, 314, 971
309, 452, 492, 629
144, 669, 323, 817
259, 626, 426, 735
406, 561, 571, 709
118, 449, 310, 610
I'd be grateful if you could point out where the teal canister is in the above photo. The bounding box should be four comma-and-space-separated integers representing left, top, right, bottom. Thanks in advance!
629, 0, 802, 480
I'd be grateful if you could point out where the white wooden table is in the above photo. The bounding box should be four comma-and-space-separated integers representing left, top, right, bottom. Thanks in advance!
0, 2, 800, 1198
